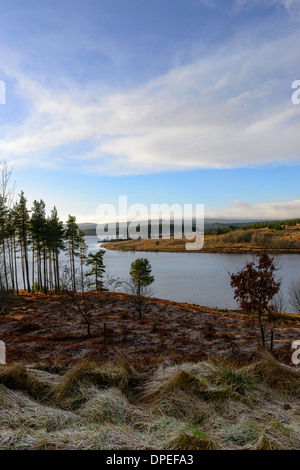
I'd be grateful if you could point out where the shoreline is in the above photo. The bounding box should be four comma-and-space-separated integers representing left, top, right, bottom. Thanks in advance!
99, 224, 300, 254
100, 240, 300, 255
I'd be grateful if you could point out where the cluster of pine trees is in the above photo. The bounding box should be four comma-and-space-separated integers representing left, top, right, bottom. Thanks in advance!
0, 162, 104, 294
213, 218, 300, 235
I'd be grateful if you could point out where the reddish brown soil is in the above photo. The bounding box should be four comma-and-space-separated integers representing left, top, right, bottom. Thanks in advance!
0, 292, 299, 370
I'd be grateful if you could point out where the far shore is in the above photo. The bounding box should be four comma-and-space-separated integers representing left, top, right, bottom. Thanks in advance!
100, 226, 300, 254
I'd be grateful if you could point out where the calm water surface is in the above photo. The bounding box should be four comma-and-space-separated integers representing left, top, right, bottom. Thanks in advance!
86, 236, 300, 311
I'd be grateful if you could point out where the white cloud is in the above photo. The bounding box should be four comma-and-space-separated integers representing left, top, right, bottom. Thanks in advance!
0, 28, 299, 175
237, 0, 300, 13
75, 198, 300, 223
209, 199, 300, 220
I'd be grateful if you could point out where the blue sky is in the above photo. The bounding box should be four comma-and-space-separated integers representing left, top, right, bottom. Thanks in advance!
0, 0, 300, 222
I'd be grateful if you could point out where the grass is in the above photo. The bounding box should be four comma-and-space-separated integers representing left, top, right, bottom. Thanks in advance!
253, 422, 300, 450
0, 386, 81, 432
77, 387, 151, 427
248, 349, 300, 397
0, 353, 299, 450
49, 358, 139, 409
168, 426, 220, 450
0, 364, 51, 399
220, 422, 261, 446
207, 358, 256, 396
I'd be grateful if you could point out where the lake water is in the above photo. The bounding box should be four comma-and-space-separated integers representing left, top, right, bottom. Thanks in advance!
85, 236, 300, 312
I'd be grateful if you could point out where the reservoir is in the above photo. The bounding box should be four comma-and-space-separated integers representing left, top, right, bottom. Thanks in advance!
85, 236, 300, 312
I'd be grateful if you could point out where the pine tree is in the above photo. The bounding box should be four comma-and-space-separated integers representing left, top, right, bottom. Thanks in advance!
0, 194, 9, 290
9, 204, 19, 294
85, 249, 106, 291
30, 200, 48, 292
5, 207, 17, 291
130, 258, 154, 296
65, 215, 81, 291
15, 191, 31, 292
47, 207, 65, 293
129, 258, 154, 320
78, 229, 88, 291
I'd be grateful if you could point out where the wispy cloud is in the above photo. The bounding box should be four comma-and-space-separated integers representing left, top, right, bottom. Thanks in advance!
0, 25, 299, 175
236, 0, 300, 14
209, 199, 300, 220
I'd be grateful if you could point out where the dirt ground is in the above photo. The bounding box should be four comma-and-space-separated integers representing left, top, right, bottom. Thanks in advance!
0, 292, 299, 370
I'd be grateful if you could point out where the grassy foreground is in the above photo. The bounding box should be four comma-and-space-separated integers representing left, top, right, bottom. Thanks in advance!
102, 225, 300, 253
0, 351, 299, 450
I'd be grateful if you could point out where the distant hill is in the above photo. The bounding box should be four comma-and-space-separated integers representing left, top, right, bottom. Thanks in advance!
78, 218, 270, 237
78, 223, 98, 236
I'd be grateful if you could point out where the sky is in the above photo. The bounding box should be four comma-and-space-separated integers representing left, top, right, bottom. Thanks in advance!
0, 0, 300, 223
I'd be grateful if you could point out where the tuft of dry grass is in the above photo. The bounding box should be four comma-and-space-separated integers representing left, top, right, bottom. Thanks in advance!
0, 385, 81, 432
168, 426, 220, 450
219, 422, 260, 447
0, 364, 50, 399
253, 422, 300, 450
141, 360, 253, 409
248, 350, 300, 396
205, 358, 256, 397
77, 386, 151, 428
50, 360, 136, 407
142, 369, 210, 403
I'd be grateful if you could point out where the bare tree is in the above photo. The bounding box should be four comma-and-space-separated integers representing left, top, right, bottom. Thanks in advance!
60, 266, 95, 336
271, 291, 285, 315
0, 280, 8, 315
0, 160, 16, 291
0, 269, 14, 315
65, 289, 97, 337
61, 265, 120, 337
124, 279, 154, 321
289, 281, 300, 313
